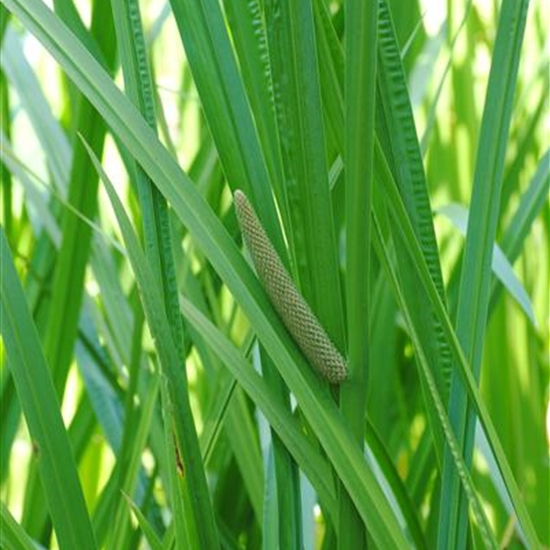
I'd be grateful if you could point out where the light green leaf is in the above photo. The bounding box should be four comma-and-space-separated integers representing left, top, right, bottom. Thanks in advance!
437, 202, 537, 327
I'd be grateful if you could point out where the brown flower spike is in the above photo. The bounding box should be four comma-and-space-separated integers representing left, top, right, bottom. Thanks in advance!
234, 190, 348, 384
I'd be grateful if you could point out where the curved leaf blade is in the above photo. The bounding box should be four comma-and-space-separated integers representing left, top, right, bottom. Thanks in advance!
0, 229, 97, 550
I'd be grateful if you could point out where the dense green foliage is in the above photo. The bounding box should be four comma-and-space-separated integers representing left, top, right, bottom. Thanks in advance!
0, 0, 548, 549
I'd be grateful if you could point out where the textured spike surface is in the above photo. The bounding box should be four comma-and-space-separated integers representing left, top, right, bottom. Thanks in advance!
234, 190, 347, 384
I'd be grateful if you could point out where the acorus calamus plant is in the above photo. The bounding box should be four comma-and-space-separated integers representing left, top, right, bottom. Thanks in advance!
0, 0, 548, 549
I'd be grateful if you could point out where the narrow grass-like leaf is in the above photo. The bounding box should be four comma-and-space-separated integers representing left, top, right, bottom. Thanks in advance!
168, 0, 285, 258
376, 0, 450, 400
437, 203, 536, 326
0, 503, 39, 550
1, 28, 70, 194
0, 136, 61, 245
370, 217, 499, 550
263, 0, 346, 349
21, 34, 114, 530
262, 449, 279, 550
340, 1, 378, 547
159, 377, 192, 549
312, 0, 344, 159
124, 495, 163, 550
219, 10, 307, 533
500, 79, 548, 215
199, 376, 235, 463
375, 26, 450, 527
374, 145, 540, 548
41, 0, 116, 398
441, 2, 530, 548
180, 297, 337, 519
498, 149, 550, 262
363, 423, 428, 550
15, 12, 117, 534
83, 142, 220, 550
222, 0, 290, 245
0, 229, 97, 550
107, 375, 160, 549
111, 0, 186, 362
108, 1, 198, 540
224, 386, 265, 522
